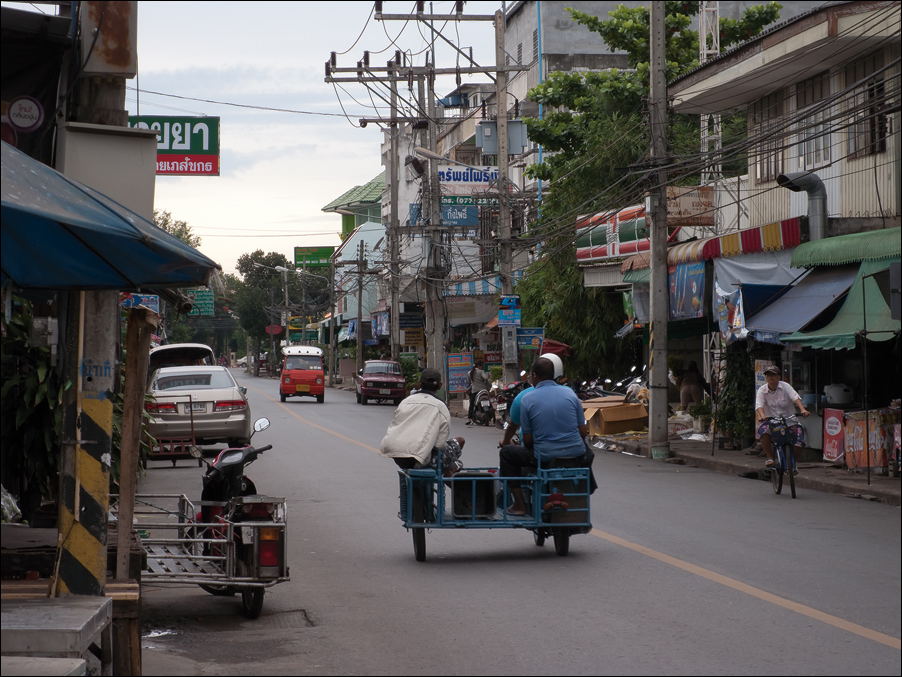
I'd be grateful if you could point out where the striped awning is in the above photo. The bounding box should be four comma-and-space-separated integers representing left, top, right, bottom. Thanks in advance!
621, 217, 804, 272
443, 270, 525, 296
790, 226, 901, 268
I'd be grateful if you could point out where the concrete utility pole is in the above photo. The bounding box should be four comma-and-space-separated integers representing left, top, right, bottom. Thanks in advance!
648, 1, 671, 459
329, 259, 338, 386
495, 8, 518, 385
356, 240, 366, 374
388, 57, 401, 361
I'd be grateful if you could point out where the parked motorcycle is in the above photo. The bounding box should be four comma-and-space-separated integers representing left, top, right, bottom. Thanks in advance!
471, 388, 496, 426
494, 379, 531, 424
196, 417, 289, 618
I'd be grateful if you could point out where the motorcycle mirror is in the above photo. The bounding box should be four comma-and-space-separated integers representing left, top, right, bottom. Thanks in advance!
616, 381, 624, 387
604, 378, 612, 384
188, 445, 202, 459
253, 417, 271, 433
630, 366, 637, 372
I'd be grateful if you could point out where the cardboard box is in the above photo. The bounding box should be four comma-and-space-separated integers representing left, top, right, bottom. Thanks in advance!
585, 403, 648, 436
667, 414, 694, 436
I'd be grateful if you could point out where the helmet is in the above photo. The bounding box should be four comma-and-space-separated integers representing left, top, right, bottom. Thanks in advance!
539, 353, 564, 380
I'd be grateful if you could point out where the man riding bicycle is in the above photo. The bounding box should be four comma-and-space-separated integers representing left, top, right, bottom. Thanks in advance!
755, 364, 810, 474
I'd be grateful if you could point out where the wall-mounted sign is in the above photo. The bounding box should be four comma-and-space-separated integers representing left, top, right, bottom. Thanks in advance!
120, 292, 159, 315
438, 165, 500, 196
447, 353, 473, 393
498, 295, 521, 327
7, 96, 44, 133
409, 203, 479, 228
128, 116, 220, 176
295, 246, 335, 268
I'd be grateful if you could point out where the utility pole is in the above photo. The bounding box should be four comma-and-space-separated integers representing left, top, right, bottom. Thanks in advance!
356, 240, 366, 374
648, 1, 671, 459
388, 57, 401, 361
329, 259, 337, 386
495, 8, 518, 385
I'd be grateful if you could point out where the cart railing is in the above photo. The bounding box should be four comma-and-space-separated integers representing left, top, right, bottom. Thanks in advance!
110, 493, 288, 588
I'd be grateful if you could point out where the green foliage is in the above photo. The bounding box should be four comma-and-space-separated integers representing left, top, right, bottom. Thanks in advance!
490, 366, 503, 382
716, 349, 756, 439
0, 296, 65, 498
689, 396, 712, 419
399, 356, 420, 389
153, 209, 202, 249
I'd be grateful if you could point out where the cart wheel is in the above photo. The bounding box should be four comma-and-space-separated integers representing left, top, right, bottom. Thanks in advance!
412, 490, 427, 562
237, 551, 264, 619
553, 528, 570, 556
533, 530, 546, 547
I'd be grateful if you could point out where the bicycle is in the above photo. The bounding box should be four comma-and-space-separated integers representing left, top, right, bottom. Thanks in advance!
764, 415, 800, 498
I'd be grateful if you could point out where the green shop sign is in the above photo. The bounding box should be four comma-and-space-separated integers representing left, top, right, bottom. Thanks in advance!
295, 246, 335, 268
128, 116, 220, 176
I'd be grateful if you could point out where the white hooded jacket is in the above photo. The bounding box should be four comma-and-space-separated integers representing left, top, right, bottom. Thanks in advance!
379, 393, 451, 466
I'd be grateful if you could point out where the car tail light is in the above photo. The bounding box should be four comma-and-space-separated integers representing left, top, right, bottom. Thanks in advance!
259, 528, 281, 566
145, 401, 177, 414
214, 400, 247, 412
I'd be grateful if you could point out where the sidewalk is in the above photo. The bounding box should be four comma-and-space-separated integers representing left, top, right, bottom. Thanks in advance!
590, 433, 901, 507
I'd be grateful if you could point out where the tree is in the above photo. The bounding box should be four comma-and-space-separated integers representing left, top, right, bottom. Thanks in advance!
154, 209, 202, 249
516, 2, 783, 378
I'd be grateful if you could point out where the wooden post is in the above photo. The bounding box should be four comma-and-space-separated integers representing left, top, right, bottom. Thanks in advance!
116, 307, 158, 580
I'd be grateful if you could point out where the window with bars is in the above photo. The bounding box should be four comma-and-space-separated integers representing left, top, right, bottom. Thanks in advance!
846, 52, 887, 159
517, 43, 522, 65
752, 93, 784, 183
479, 208, 497, 275
796, 72, 831, 170
533, 30, 538, 62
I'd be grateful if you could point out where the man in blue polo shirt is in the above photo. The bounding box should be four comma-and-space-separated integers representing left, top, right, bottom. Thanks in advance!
499, 357, 591, 515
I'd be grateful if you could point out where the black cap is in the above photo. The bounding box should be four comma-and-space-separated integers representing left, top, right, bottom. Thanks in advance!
420, 368, 442, 389
764, 364, 780, 375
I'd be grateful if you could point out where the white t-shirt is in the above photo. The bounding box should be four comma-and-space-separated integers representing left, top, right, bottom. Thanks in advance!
379, 393, 450, 466
755, 381, 801, 419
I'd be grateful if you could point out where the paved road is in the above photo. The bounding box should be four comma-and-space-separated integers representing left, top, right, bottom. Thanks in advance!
140, 371, 901, 675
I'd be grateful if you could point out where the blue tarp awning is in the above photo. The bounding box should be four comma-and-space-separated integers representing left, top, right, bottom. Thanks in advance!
745, 265, 858, 344
1, 141, 220, 290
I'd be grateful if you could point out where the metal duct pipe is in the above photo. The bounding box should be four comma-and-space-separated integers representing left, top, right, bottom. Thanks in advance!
777, 171, 826, 241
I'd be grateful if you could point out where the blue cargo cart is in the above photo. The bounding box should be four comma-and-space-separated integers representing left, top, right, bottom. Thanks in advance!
398, 453, 592, 561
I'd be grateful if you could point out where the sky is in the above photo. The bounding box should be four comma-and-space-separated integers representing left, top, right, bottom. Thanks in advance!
125, 1, 506, 276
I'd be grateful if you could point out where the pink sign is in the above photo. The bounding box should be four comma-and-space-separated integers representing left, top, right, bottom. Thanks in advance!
822, 408, 845, 463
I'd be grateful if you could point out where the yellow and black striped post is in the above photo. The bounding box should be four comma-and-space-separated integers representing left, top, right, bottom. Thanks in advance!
57, 291, 117, 597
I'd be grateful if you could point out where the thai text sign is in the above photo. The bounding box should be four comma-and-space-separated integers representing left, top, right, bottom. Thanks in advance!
295, 246, 334, 268
120, 292, 159, 315
516, 328, 544, 350
186, 288, 215, 316
438, 165, 499, 196
823, 408, 845, 463
666, 186, 714, 227
447, 353, 473, 393
499, 295, 521, 327
128, 116, 220, 176
409, 203, 479, 228
844, 411, 890, 470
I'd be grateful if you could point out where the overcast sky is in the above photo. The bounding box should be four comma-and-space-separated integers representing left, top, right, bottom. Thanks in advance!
130, 0, 505, 275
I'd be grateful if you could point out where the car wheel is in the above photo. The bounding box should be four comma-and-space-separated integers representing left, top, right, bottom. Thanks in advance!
280, 392, 286, 402
316, 394, 324, 404
356, 391, 361, 404
361, 394, 368, 406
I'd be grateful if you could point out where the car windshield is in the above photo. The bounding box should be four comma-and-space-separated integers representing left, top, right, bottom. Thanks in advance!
153, 372, 235, 391
364, 362, 401, 375
285, 355, 321, 370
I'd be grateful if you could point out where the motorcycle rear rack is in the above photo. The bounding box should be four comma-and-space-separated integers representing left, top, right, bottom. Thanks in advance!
111, 493, 289, 588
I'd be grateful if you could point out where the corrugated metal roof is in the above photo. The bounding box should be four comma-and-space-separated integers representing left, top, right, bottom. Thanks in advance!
321, 172, 385, 212
790, 227, 901, 268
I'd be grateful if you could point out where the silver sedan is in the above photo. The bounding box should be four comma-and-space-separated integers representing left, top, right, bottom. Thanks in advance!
146, 366, 251, 447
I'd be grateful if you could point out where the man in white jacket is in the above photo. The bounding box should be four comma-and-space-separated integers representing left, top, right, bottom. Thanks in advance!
380, 368, 464, 472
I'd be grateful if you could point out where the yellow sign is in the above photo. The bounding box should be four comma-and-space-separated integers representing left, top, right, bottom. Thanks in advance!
403, 328, 424, 345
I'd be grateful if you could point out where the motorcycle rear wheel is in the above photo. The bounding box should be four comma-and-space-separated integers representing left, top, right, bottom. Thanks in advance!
237, 551, 264, 619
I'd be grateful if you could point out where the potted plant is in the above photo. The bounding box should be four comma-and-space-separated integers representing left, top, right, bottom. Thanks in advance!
716, 349, 756, 448
689, 397, 712, 432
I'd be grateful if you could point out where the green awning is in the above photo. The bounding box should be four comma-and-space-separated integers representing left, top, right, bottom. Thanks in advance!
790, 227, 900, 268
623, 268, 650, 284
781, 257, 900, 349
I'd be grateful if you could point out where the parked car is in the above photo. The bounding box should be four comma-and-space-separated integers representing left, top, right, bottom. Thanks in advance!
355, 360, 406, 405
145, 366, 251, 447
148, 343, 215, 379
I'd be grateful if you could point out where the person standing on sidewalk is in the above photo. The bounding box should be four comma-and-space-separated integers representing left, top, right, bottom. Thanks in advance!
755, 364, 810, 473
466, 359, 491, 426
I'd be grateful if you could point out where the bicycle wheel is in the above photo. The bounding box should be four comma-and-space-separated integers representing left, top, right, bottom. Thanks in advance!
771, 447, 783, 495
787, 445, 797, 499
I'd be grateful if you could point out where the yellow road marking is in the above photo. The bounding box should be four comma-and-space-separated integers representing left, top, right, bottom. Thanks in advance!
246, 380, 901, 650
590, 529, 901, 650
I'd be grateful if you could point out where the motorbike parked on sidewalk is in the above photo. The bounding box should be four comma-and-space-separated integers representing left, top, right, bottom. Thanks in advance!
117, 417, 289, 619
494, 379, 531, 424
